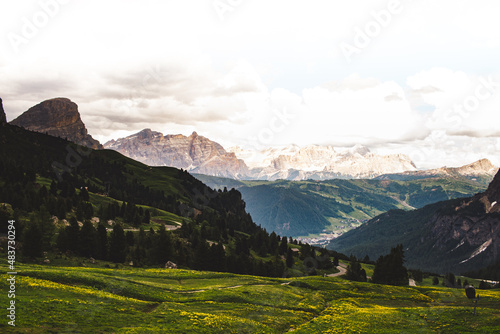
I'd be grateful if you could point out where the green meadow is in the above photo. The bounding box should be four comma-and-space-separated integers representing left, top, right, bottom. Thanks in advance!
1, 262, 499, 333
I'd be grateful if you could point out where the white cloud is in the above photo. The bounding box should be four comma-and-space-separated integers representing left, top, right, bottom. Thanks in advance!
1, 0, 500, 168
407, 68, 500, 139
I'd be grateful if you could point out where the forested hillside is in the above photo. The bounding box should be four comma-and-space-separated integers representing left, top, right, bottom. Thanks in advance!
0, 123, 336, 277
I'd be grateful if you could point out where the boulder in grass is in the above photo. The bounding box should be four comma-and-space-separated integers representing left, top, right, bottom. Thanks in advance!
165, 261, 177, 269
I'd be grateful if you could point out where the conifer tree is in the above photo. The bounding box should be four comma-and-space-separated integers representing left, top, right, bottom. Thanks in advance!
79, 220, 97, 257
96, 223, 108, 260
22, 223, 43, 258
109, 223, 127, 263
372, 244, 408, 286
286, 247, 294, 268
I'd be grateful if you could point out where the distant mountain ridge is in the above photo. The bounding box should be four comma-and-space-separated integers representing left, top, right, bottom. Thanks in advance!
10, 97, 102, 149
107, 129, 419, 180
328, 168, 500, 273
376, 159, 498, 185
104, 129, 249, 179
230, 144, 417, 180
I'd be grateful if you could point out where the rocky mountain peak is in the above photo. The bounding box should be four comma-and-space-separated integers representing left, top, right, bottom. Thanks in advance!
9, 98, 102, 149
137, 128, 161, 140
0, 97, 6, 124
104, 129, 249, 179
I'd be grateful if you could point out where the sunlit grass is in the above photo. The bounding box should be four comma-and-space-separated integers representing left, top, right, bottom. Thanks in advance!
1, 262, 499, 333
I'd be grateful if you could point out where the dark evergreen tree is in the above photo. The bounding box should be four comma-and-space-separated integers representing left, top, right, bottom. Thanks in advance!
444, 272, 456, 287
150, 226, 173, 265
109, 224, 127, 263
345, 257, 367, 282
409, 269, 423, 283
279, 236, 288, 255
209, 242, 226, 272
66, 217, 80, 254
126, 231, 135, 247
22, 223, 43, 258
286, 247, 294, 268
372, 244, 408, 286
32, 206, 55, 252
79, 188, 90, 201
79, 220, 96, 257
143, 209, 150, 225
96, 223, 108, 260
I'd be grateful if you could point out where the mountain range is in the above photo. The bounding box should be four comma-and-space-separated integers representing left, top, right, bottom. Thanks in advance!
7, 97, 498, 184
106, 130, 418, 180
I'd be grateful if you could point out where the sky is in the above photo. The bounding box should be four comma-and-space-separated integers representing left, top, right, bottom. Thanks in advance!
1, 0, 500, 169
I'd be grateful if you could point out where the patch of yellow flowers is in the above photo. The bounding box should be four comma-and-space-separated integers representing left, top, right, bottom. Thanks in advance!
17, 276, 149, 304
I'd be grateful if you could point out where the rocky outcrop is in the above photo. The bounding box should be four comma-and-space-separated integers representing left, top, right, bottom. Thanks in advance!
426, 172, 500, 271
0, 97, 6, 124
10, 98, 102, 149
105, 129, 249, 179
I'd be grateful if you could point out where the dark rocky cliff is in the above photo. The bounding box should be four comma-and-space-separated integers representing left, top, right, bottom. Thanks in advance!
10, 98, 102, 149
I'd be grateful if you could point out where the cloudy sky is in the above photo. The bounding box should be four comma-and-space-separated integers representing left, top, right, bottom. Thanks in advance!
1, 0, 500, 169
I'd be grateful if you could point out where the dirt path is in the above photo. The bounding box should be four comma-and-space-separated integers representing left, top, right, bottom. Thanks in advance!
390, 195, 415, 210
327, 263, 347, 277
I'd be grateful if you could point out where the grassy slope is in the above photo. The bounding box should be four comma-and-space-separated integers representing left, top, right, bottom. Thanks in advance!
1, 262, 499, 333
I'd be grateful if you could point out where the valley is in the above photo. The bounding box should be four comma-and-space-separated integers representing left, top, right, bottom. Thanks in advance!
195, 174, 490, 240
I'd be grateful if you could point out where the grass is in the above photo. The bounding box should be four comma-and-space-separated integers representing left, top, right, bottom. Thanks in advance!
1, 262, 499, 333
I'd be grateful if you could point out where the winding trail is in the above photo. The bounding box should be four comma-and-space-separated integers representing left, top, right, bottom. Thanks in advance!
327, 263, 347, 278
